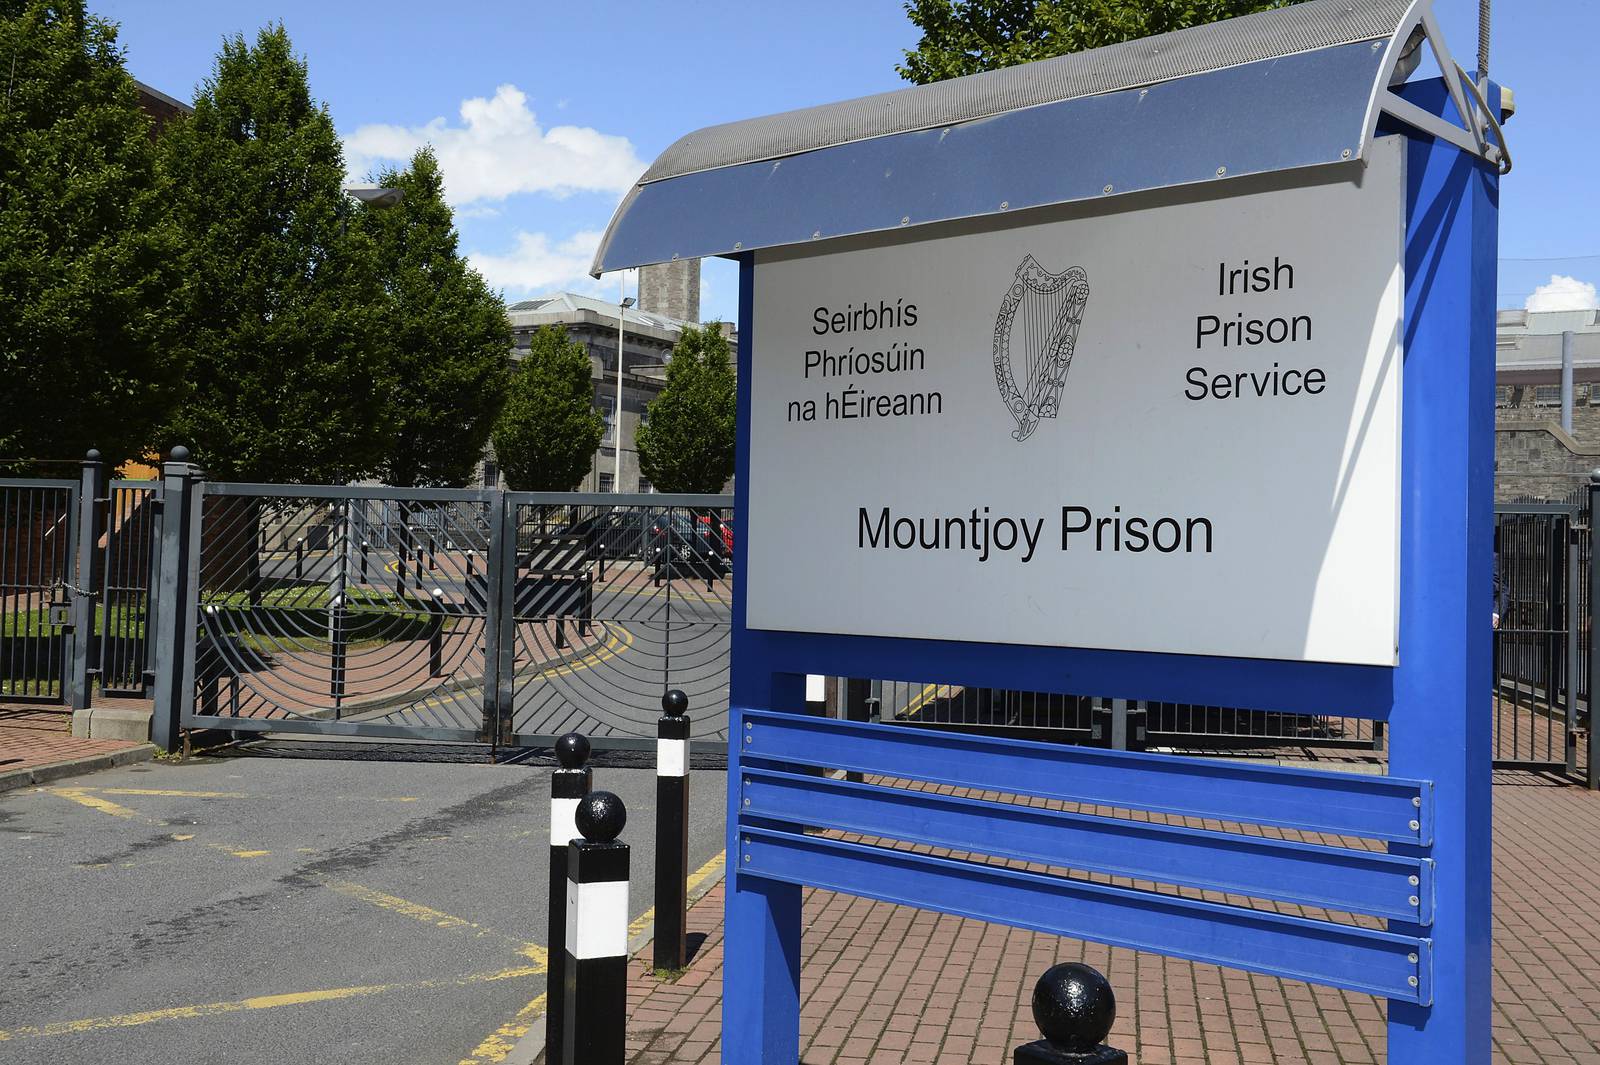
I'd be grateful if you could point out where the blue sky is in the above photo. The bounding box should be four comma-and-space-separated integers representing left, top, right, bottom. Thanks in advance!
103, 0, 1600, 321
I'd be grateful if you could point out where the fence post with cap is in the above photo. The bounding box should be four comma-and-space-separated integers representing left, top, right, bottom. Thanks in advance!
68, 448, 107, 711
655, 688, 690, 971
562, 790, 629, 1065
546, 732, 592, 1065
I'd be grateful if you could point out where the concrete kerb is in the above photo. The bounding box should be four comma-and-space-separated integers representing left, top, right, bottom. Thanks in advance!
0, 743, 157, 795
502, 850, 729, 1065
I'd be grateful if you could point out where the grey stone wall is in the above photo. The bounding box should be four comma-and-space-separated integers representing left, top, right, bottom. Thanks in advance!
639, 259, 700, 323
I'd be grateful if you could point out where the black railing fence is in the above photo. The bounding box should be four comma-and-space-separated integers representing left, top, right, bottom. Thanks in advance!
1, 452, 1594, 785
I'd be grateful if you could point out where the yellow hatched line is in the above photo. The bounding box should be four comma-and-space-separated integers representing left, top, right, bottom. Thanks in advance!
902, 683, 944, 719
0, 966, 540, 1043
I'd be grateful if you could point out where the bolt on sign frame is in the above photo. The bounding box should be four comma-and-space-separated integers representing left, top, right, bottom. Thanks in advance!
593, 0, 1508, 1061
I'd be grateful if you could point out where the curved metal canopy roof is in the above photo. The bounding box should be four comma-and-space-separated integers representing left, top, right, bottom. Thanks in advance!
592, 0, 1500, 276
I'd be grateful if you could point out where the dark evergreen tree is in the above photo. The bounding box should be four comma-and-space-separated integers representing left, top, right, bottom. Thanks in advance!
158, 23, 388, 483
359, 147, 510, 487
898, 0, 1303, 84
0, 0, 187, 471
635, 323, 735, 494
492, 325, 604, 491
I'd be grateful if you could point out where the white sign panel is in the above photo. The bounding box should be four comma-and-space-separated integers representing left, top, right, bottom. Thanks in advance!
747, 138, 1404, 666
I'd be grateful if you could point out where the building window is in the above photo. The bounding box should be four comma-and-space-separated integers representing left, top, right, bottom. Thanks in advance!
1495, 386, 1512, 409
1533, 385, 1561, 407
599, 397, 616, 443
638, 477, 653, 494
598, 472, 614, 493
1590, 386, 1600, 406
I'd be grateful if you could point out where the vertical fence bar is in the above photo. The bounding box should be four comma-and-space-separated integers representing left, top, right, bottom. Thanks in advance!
483, 489, 518, 744
67, 450, 105, 710
1567, 516, 1580, 776
151, 449, 200, 753
1580, 470, 1593, 783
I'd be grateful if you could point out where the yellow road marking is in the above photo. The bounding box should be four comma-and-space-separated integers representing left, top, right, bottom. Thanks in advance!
457, 993, 548, 1065
456, 849, 728, 1064
0, 966, 541, 1042
317, 878, 547, 965
84, 788, 420, 803
902, 683, 943, 719
48, 787, 140, 819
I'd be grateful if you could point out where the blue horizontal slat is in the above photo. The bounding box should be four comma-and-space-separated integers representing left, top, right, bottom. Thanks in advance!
739, 827, 1431, 1004
740, 710, 1432, 844
740, 768, 1433, 923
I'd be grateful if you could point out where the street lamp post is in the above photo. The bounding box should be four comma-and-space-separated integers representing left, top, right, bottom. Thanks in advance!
616, 284, 636, 493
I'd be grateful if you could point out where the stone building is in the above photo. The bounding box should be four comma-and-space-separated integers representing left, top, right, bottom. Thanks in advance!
1495, 307, 1600, 501
498, 259, 731, 493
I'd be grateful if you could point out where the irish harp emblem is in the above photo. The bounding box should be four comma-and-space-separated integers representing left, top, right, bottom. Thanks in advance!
992, 255, 1090, 441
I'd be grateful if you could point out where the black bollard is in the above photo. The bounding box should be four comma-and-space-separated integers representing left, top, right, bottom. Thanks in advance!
295, 537, 304, 580
654, 689, 690, 972
547, 733, 592, 1065
359, 540, 369, 583
562, 791, 629, 1065
1014, 962, 1127, 1064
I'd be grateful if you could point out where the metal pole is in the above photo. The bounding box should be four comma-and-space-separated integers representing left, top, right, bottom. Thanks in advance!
654, 690, 690, 972
615, 278, 626, 493
150, 448, 200, 753
547, 732, 592, 1064
1562, 330, 1575, 434
68, 448, 106, 711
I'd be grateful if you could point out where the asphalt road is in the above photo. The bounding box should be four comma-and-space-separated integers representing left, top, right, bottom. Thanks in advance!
0, 749, 727, 1065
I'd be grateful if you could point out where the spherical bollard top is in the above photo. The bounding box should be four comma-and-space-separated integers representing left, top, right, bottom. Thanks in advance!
1590, 467, 1600, 486
662, 689, 689, 717
1031, 962, 1116, 1053
85, 448, 102, 462
555, 732, 591, 769
170, 445, 190, 462
576, 791, 626, 843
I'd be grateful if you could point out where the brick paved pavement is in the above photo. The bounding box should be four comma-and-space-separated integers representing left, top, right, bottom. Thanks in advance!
0, 707, 148, 784
622, 774, 1600, 1065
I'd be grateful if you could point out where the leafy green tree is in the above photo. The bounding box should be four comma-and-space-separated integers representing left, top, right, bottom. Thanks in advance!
898, 0, 1303, 84
635, 323, 735, 494
358, 147, 510, 487
492, 326, 603, 491
0, 0, 188, 472
157, 23, 389, 483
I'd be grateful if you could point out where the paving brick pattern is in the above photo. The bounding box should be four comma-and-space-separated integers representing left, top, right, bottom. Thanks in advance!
0, 707, 144, 774
624, 775, 1600, 1065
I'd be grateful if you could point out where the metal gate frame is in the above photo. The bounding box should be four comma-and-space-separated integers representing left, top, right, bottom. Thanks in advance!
149, 453, 735, 752
0, 476, 80, 705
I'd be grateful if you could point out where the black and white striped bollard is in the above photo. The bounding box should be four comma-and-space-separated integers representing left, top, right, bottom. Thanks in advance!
546, 732, 591, 1065
654, 689, 690, 971
563, 791, 629, 1065
1014, 962, 1126, 1064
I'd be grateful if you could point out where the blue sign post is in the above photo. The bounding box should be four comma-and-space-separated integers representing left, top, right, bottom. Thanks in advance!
593, 3, 1509, 1061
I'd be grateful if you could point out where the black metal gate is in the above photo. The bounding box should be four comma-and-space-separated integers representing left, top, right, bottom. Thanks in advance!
506, 495, 732, 750
98, 480, 161, 697
1494, 502, 1581, 774
174, 480, 733, 750
0, 478, 78, 703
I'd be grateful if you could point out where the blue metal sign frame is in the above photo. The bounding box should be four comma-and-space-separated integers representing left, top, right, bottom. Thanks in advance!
721, 79, 1494, 1064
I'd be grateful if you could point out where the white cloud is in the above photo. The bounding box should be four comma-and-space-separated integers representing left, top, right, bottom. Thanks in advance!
469, 230, 636, 300
1526, 274, 1600, 313
345, 85, 645, 206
